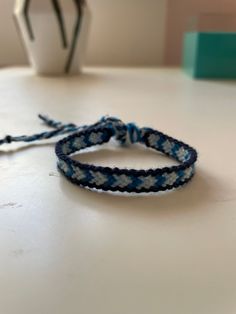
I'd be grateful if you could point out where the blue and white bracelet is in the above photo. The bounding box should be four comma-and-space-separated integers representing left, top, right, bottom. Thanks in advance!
0, 115, 198, 194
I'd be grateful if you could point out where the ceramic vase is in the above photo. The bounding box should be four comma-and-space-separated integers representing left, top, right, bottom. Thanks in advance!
14, 0, 91, 75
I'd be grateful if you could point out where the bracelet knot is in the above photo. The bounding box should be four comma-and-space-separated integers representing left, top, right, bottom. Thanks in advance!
100, 116, 141, 145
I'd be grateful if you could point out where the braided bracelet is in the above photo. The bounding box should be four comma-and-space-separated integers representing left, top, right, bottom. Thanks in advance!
0, 115, 197, 194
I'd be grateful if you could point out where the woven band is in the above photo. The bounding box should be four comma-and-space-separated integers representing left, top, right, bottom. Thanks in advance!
55, 116, 198, 193
0, 115, 197, 193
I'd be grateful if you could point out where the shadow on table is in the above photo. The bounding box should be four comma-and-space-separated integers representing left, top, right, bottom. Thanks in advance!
0, 140, 215, 218
13, 67, 112, 85
0, 142, 54, 154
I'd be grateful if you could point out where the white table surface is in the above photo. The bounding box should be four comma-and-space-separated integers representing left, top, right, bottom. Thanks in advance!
0, 67, 236, 314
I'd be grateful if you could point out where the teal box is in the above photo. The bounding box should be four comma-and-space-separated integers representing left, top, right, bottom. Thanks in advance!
183, 32, 236, 79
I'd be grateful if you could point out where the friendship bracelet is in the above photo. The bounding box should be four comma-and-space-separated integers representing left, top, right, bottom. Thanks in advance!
0, 115, 198, 194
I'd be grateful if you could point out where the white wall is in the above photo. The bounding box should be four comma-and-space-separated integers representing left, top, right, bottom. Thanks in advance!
0, 0, 167, 67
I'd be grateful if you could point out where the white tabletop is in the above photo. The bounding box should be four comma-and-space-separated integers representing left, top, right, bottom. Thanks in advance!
0, 67, 236, 314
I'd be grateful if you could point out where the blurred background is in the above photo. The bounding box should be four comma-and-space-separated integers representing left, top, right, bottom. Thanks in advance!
1, 0, 236, 68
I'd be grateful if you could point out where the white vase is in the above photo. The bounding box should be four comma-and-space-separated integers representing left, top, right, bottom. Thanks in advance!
14, 0, 91, 75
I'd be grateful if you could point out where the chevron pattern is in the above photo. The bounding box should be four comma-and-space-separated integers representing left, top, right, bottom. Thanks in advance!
58, 159, 195, 192
55, 116, 197, 193
0, 114, 197, 194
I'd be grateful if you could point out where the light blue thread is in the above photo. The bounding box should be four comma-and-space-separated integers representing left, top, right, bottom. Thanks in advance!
0, 114, 198, 193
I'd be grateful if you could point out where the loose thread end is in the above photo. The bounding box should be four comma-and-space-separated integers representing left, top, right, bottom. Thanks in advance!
38, 113, 49, 123
38, 113, 62, 129
5, 135, 12, 143
0, 135, 13, 146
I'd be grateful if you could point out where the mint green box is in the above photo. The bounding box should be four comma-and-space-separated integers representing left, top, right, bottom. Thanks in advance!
183, 32, 236, 79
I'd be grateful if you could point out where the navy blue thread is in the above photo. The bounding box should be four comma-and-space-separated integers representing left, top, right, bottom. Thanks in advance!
0, 115, 198, 193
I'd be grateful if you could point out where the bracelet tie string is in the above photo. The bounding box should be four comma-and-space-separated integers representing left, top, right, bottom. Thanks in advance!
0, 114, 198, 194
